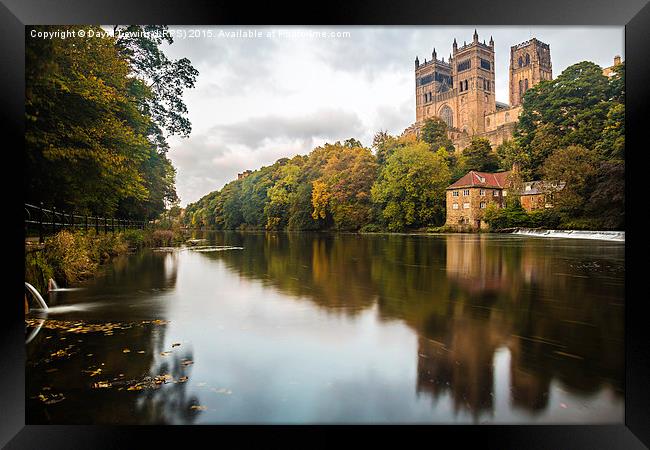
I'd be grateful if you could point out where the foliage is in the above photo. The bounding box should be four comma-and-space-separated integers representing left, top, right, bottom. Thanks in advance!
421, 117, 455, 153
311, 144, 378, 230
461, 138, 499, 172
371, 142, 450, 231
25, 25, 196, 221
541, 145, 597, 214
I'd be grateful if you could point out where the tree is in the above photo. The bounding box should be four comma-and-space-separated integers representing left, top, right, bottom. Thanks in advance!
541, 145, 597, 214
496, 140, 531, 177
421, 117, 455, 153
311, 145, 378, 230
461, 138, 500, 172
113, 25, 199, 148
514, 61, 620, 176
371, 142, 450, 231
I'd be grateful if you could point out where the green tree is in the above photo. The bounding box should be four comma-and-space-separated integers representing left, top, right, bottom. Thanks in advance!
421, 117, 455, 153
541, 145, 597, 214
371, 142, 450, 231
461, 138, 499, 172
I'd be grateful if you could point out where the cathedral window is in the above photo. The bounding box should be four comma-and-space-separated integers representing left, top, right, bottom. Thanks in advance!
440, 105, 453, 128
518, 56, 523, 67
525, 53, 530, 65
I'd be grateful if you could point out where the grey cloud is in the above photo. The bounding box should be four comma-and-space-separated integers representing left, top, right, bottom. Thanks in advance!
209, 108, 365, 149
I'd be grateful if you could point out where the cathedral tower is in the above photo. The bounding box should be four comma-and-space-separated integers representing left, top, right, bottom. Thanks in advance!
451, 30, 496, 134
509, 38, 552, 107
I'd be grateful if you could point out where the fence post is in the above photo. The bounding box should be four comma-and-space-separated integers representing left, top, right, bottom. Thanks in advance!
104, 217, 108, 234
52, 206, 56, 234
38, 202, 44, 244
95, 215, 99, 234
85, 215, 88, 233
70, 211, 74, 231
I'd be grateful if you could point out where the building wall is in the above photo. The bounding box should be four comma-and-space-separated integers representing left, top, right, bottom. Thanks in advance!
520, 193, 547, 212
445, 187, 505, 230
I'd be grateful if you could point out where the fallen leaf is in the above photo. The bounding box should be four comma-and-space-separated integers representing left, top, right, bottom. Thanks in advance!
122, 349, 131, 353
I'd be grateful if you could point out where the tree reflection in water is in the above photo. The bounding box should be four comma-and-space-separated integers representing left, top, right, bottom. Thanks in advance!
197, 231, 624, 420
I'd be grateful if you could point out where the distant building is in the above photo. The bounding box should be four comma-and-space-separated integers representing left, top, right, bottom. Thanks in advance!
602, 55, 623, 77
237, 170, 252, 180
445, 170, 565, 230
405, 31, 621, 153
406, 31, 552, 151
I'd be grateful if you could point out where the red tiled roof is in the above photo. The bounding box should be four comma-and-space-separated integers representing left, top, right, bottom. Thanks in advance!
447, 170, 512, 190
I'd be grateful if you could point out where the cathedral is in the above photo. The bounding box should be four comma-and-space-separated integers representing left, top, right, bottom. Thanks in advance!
403, 30, 552, 151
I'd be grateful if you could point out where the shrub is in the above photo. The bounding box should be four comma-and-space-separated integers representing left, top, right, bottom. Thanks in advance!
359, 223, 384, 233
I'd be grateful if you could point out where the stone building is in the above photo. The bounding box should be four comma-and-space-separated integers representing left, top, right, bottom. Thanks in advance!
445, 170, 511, 230
602, 55, 623, 77
406, 32, 552, 151
445, 171, 566, 229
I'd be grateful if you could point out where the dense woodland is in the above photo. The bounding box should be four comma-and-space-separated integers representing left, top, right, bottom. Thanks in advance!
25, 25, 198, 220
184, 60, 625, 231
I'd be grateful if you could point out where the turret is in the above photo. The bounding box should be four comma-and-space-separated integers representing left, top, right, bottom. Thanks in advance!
415, 56, 419, 68
473, 29, 478, 43
453, 38, 457, 53
489, 35, 494, 47
432, 47, 437, 60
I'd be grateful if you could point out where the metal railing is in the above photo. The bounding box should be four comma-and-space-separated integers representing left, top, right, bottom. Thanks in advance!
25, 202, 150, 243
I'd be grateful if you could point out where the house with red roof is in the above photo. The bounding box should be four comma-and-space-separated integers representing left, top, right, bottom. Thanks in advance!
445, 169, 565, 230
445, 170, 512, 230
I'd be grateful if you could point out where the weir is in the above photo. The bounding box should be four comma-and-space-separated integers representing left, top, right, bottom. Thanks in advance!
513, 229, 625, 242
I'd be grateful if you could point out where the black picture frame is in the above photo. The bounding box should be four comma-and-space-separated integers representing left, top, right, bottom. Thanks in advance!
3, 0, 649, 447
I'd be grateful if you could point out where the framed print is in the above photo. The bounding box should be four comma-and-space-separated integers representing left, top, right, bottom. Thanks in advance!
3, 0, 649, 447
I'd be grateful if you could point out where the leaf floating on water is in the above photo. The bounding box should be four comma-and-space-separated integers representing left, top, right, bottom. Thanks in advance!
181, 359, 194, 367
160, 351, 172, 357
93, 381, 112, 389
37, 392, 65, 405
190, 405, 207, 411
172, 343, 181, 348
86, 353, 94, 357
177, 376, 188, 383
137, 351, 146, 354
122, 349, 131, 353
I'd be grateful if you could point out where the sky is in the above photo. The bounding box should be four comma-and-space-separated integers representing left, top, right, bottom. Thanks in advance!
159, 26, 624, 206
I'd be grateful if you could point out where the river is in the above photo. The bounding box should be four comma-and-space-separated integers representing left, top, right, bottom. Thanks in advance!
25, 232, 625, 424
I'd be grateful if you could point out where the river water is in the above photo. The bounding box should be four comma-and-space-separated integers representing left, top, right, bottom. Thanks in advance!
25, 232, 625, 424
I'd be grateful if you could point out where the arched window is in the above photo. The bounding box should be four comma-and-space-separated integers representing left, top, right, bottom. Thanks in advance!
439, 105, 453, 128
525, 53, 530, 65
518, 56, 523, 67
464, 80, 468, 91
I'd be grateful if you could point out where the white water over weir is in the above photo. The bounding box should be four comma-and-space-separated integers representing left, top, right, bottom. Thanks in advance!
512, 229, 625, 242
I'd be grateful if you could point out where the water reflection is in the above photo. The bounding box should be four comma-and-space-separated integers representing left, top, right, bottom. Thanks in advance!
194, 232, 624, 422
26, 232, 624, 423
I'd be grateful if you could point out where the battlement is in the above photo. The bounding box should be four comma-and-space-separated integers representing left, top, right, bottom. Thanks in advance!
512, 38, 550, 50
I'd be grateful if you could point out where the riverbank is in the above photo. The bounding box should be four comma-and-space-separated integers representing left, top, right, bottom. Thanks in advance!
25, 228, 186, 295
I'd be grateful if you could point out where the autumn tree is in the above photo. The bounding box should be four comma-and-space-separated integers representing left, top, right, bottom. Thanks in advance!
311, 145, 378, 230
